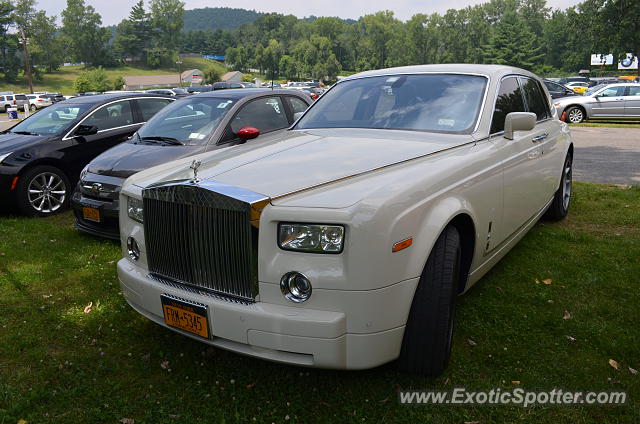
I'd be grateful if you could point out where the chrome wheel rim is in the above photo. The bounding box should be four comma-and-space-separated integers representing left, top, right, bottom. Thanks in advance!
27, 172, 66, 213
562, 158, 572, 210
568, 108, 583, 123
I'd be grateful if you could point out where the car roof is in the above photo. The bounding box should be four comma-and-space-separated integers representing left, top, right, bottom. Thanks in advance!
195, 88, 306, 100
342, 64, 540, 82
61, 92, 173, 105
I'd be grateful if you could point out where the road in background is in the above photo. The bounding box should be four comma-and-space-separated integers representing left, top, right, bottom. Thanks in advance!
0, 118, 637, 185
569, 126, 639, 185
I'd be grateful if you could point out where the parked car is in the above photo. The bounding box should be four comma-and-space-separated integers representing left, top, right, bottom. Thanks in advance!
43, 93, 65, 103
73, 89, 312, 239
543, 80, 576, 99
26, 93, 53, 110
0, 93, 173, 216
558, 76, 593, 86
0, 94, 29, 112
565, 81, 590, 94
212, 81, 258, 90
553, 83, 640, 123
146, 88, 190, 97
117, 64, 573, 376
186, 86, 213, 93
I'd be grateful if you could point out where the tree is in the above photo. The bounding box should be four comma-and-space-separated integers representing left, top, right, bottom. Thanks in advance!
61, 0, 111, 66
73, 67, 112, 92
483, 4, 543, 70
114, 0, 154, 62
0, 0, 20, 82
600, 0, 640, 75
278, 54, 296, 79
27, 11, 63, 72
203, 66, 221, 84
150, 0, 184, 64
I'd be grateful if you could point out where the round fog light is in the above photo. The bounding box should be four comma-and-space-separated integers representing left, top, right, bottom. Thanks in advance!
280, 271, 312, 303
127, 236, 140, 261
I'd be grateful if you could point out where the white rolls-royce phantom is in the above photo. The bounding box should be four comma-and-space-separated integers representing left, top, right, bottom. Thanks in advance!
117, 64, 573, 376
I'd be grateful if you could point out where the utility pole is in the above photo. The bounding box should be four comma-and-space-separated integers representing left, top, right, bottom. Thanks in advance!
20, 29, 33, 94
176, 59, 183, 87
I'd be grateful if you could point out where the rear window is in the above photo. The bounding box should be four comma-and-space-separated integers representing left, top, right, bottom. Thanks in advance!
296, 74, 488, 134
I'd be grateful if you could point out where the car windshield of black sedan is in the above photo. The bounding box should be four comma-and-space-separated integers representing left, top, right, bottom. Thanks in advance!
295, 74, 488, 134
135, 97, 236, 145
8, 103, 91, 135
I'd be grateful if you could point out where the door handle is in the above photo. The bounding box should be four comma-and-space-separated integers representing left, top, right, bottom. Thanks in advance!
531, 133, 548, 143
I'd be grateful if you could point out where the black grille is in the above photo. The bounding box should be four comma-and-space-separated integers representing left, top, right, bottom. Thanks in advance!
143, 183, 259, 303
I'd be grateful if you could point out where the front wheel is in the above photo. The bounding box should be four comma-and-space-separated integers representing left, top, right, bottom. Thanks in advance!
30, 104, 36, 112
544, 152, 573, 220
565, 106, 585, 123
15, 165, 70, 217
397, 226, 461, 376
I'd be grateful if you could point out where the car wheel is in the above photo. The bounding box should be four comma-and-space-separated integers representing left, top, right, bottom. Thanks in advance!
30, 104, 36, 112
566, 106, 584, 123
3, 105, 8, 113
16, 165, 70, 217
544, 152, 572, 221
397, 225, 461, 376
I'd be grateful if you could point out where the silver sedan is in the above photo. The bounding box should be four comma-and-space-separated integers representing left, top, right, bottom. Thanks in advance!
554, 83, 640, 123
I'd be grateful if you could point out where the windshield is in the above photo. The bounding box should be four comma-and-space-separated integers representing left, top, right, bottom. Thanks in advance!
584, 84, 606, 96
8, 103, 91, 135
295, 74, 488, 134
136, 96, 236, 145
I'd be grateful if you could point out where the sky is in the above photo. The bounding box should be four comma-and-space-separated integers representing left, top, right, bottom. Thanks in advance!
36, 0, 584, 26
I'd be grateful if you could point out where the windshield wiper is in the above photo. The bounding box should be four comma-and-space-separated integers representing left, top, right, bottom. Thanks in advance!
139, 136, 184, 145
11, 130, 39, 136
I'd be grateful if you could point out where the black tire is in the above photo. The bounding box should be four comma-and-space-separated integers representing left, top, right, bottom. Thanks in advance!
565, 106, 585, 123
544, 152, 572, 221
397, 226, 461, 376
3, 105, 8, 113
15, 165, 70, 217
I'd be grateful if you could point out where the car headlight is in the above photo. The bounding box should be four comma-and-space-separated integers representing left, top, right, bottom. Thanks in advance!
127, 197, 144, 223
79, 165, 89, 180
0, 151, 13, 164
278, 223, 345, 253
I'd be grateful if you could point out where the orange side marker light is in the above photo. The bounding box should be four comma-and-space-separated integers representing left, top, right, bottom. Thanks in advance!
10, 176, 18, 190
392, 237, 413, 253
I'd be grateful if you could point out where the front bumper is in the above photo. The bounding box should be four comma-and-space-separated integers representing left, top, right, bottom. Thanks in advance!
71, 175, 124, 240
118, 259, 409, 370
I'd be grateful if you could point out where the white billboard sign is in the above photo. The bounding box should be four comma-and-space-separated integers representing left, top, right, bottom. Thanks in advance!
590, 54, 614, 65
618, 53, 638, 70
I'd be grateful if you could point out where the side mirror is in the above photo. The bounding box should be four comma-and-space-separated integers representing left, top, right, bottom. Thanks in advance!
237, 126, 260, 141
504, 112, 536, 140
75, 124, 98, 136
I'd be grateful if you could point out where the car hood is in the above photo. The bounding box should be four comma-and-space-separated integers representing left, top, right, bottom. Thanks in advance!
131, 128, 474, 199
0, 132, 49, 153
87, 142, 205, 179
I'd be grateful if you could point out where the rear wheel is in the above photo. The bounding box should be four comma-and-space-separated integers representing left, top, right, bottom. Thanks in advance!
30, 104, 36, 112
544, 152, 573, 220
566, 106, 585, 123
397, 226, 461, 376
16, 165, 70, 217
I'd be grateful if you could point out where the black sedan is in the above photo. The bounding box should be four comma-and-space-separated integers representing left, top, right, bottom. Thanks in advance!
73, 88, 312, 239
0, 93, 174, 216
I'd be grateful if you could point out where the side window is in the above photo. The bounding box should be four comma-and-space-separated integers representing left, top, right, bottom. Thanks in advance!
230, 83, 242, 89
137, 98, 172, 121
627, 86, 640, 96
83, 100, 134, 132
288, 96, 309, 121
491, 77, 526, 134
230, 97, 289, 135
599, 87, 624, 97
521, 78, 550, 120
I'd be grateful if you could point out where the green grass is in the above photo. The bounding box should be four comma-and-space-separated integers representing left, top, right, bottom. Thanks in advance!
0, 58, 227, 95
569, 121, 640, 128
0, 182, 639, 423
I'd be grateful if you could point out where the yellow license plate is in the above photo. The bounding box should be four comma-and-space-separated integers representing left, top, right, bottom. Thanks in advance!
82, 206, 100, 222
161, 295, 209, 339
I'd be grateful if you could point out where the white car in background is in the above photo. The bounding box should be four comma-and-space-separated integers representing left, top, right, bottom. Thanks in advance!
117, 64, 573, 376
26, 93, 53, 110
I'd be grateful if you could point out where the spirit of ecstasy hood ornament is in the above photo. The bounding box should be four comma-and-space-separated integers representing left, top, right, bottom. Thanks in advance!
190, 159, 201, 183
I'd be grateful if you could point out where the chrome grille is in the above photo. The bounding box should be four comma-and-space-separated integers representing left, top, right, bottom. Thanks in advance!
143, 180, 267, 303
